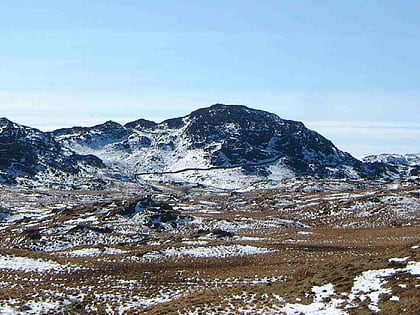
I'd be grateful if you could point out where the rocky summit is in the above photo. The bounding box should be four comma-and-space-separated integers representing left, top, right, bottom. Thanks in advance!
0, 104, 417, 188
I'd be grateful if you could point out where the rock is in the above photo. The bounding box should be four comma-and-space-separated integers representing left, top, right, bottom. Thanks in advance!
211, 228, 234, 238
22, 228, 43, 240
67, 225, 113, 234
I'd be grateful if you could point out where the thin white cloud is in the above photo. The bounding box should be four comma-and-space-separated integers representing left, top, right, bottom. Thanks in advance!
304, 120, 420, 157
304, 120, 420, 139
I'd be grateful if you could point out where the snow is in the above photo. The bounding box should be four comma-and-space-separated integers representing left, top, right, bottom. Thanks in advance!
64, 216, 98, 225
312, 284, 335, 302
350, 268, 394, 310
405, 261, 420, 275
104, 248, 127, 255
25, 300, 61, 314
54, 106, 368, 189
0, 255, 67, 272
66, 248, 102, 257
182, 240, 209, 246
206, 217, 307, 234
171, 168, 263, 190
166, 148, 211, 171
268, 163, 295, 180
143, 245, 275, 260
147, 241, 161, 246
297, 231, 313, 236
389, 296, 400, 302
280, 283, 346, 315
65, 247, 127, 257
279, 259, 420, 314
117, 288, 189, 313
233, 236, 266, 242
0, 303, 17, 314
348, 260, 420, 311
280, 302, 346, 315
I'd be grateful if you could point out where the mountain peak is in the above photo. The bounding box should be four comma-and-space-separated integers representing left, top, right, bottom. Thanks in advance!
0, 117, 14, 127
187, 104, 284, 125
93, 120, 122, 128
125, 118, 157, 131
192, 104, 254, 115
90, 120, 126, 135
209, 103, 249, 109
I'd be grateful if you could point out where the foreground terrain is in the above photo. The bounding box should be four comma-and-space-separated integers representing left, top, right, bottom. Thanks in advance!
0, 178, 419, 314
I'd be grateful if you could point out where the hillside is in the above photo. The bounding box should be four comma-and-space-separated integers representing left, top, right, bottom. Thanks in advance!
0, 105, 416, 188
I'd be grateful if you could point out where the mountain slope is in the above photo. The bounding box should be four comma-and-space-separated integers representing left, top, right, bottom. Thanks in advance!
2, 105, 412, 188
0, 118, 104, 185
183, 105, 366, 177
363, 154, 420, 177
52, 104, 389, 181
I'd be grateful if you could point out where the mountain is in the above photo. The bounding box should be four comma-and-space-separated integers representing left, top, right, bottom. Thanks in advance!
181, 105, 367, 177
1, 105, 415, 188
0, 118, 104, 186
51, 104, 391, 182
363, 154, 420, 177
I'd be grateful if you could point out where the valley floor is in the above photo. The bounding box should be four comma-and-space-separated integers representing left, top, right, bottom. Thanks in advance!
0, 179, 419, 314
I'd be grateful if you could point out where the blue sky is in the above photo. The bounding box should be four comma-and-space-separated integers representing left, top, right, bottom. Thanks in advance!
0, 0, 419, 157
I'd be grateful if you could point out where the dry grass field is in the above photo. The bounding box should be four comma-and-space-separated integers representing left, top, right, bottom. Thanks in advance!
0, 179, 419, 314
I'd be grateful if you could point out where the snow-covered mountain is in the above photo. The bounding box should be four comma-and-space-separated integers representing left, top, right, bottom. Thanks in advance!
0, 117, 104, 186
52, 104, 390, 181
0, 105, 416, 187
363, 154, 420, 177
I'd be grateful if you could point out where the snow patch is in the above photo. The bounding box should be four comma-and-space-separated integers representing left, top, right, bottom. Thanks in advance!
389, 296, 400, 302
297, 231, 313, 236
65, 247, 127, 257
143, 245, 275, 260
0, 255, 69, 273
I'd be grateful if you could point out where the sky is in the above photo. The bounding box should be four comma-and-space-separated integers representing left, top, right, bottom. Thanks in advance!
0, 0, 419, 157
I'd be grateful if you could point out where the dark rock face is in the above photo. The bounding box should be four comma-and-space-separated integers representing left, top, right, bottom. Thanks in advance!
52, 126, 90, 137
70, 154, 105, 168
0, 211, 10, 221
22, 228, 43, 240
91, 121, 128, 138
0, 118, 104, 182
410, 166, 420, 176
211, 228, 234, 238
183, 104, 375, 178
160, 117, 185, 129
138, 197, 192, 231
0, 118, 78, 177
67, 225, 113, 234
112, 196, 193, 232
124, 118, 157, 131
362, 154, 420, 178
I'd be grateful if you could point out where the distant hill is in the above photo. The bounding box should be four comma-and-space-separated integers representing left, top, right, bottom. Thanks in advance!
0, 105, 417, 188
